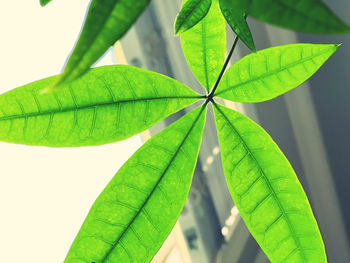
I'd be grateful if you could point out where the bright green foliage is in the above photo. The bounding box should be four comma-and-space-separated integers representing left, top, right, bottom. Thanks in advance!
175, 0, 212, 35
213, 103, 326, 262
64, 106, 206, 263
1, 41, 338, 261
0, 65, 200, 147
40, 0, 52, 6
219, 0, 255, 52
215, 44, 339, 103
245, 0, 350, 34
2, 0, 344, 257
53, 0, 151, 88
181, 0, 226, 93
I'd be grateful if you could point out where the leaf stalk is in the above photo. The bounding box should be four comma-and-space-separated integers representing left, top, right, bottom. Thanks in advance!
207, 35, 239, 101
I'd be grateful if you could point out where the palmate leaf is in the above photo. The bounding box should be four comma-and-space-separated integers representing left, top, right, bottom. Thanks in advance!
0, 65, 200, 147
64, 106, 206, 263
213, 103, 326, 262
219, 0, 256, 52
181, 0, 226, 93
246, 0, 350, 34
215, 44, 338, 103
53, 0, 150, 88
175, 0, 212, 35
40, 0, 52, 6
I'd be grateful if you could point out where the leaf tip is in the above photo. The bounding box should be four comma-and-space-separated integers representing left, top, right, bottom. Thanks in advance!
248, 37, 257, 52
174, 24, 185, 36
248, 42, 257, 53
174, 18, 181, 35
332, 43, 342, 53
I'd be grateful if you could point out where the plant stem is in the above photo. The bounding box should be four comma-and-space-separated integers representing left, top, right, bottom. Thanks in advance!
207, 35, 239, 101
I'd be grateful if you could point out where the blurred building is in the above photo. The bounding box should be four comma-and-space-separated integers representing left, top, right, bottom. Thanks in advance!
116, 0, 350, 262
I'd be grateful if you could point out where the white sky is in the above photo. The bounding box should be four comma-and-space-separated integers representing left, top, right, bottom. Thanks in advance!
0, 1, 143, 262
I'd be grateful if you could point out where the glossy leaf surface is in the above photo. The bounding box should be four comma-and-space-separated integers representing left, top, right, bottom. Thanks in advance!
0, 65, 200, 147
213, 103, 326, 262
219, 0, 255, 51
181, 0, 226, 93
40, 0, 52, 6
54, 0, 150, 87
64, 106, 206, 263
215, 44, 338, 103
175, 0, 212, 35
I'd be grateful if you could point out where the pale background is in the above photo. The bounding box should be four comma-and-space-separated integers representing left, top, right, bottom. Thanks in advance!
0, 1, 143, 262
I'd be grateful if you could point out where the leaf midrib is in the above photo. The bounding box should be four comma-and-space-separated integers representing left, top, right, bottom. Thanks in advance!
201, 15, 210, 92
101, 105, 205, 262
0, 96, 202, 122
213, 102, 306, 262
215, 47, 333, 97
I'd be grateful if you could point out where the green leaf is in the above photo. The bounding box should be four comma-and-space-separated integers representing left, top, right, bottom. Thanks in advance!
64, 106, 206, 263
215, 43, 339, 103
40, 0, 52, 6
53, 0, 151, 88
219, 0, 256, 52
213, 103, 326, 262
246, 0, 350, 34
175, 0, 212, 35
0, 65, 200, 147
181, 0, 226, 93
